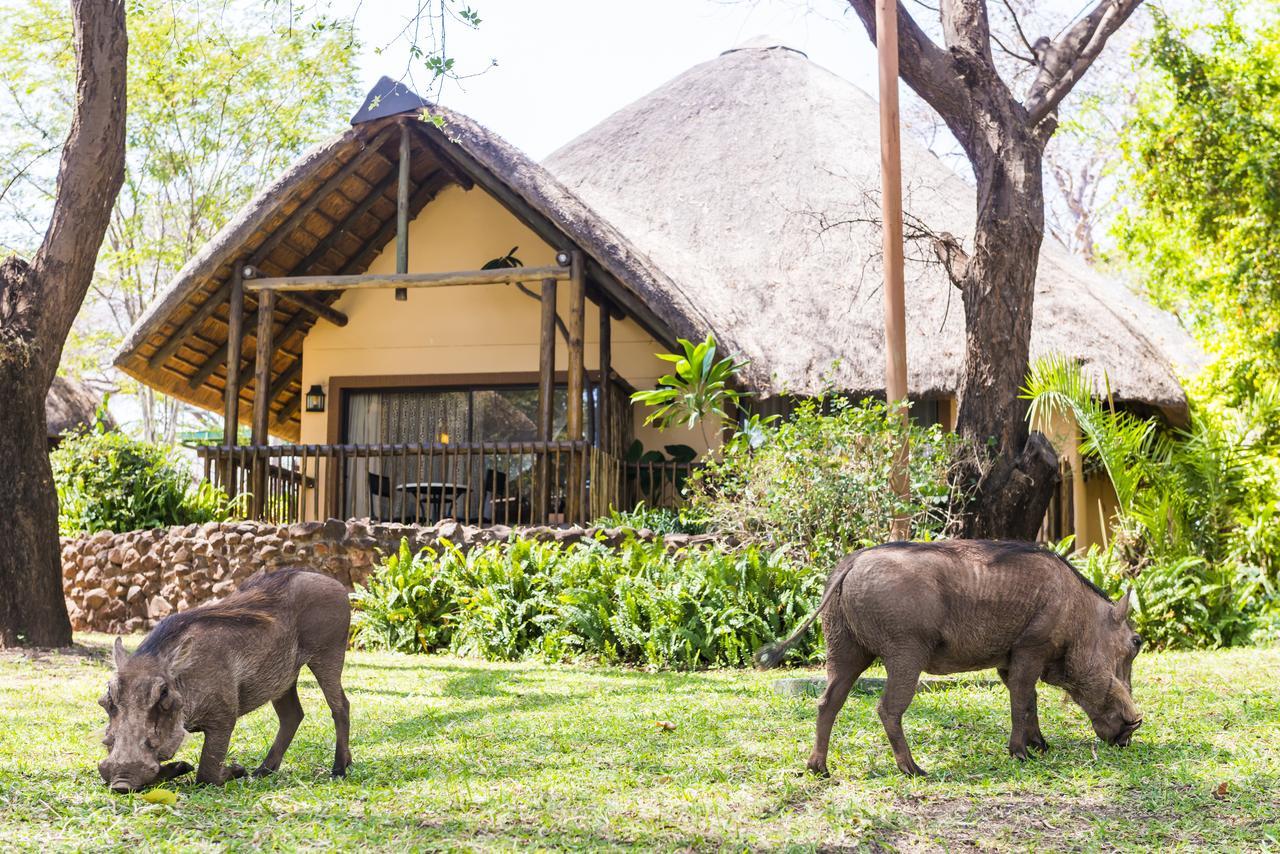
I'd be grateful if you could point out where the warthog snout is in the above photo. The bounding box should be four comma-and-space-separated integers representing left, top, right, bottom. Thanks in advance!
98, 755, 159, 794
1112, 716, 1143, 747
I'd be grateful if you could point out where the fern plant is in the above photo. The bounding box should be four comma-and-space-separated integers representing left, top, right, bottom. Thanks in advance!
1022, 354, 1274, 646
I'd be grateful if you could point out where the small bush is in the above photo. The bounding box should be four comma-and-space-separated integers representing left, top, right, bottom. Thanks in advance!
51, 430, 240, 536
1074, 544, 1269, 650
349, 538, 458, 653
593, 503, 707, 535
350, 536, 825, 669
689, 397, 964, 569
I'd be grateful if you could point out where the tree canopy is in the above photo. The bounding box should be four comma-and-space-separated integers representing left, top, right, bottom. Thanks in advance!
0, 0, 361, 439
1118, 2, 1280, 411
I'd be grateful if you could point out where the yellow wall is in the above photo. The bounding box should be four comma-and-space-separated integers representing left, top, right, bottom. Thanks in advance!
298, 184, 707, 451
1030, 405, 1117, 551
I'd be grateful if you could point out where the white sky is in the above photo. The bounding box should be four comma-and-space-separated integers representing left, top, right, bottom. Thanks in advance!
347, 0, 880, 160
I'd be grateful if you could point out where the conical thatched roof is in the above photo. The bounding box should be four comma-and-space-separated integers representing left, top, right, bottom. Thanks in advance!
46, 376, 112, 439
545, 38, 1203, 420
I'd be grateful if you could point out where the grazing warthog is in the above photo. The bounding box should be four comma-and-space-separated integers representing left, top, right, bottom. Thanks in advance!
756, 540, 1143, 777
98, 569, 352, 792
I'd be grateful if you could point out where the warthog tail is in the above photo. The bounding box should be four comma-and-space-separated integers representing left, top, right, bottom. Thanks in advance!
753, 559, 856, 670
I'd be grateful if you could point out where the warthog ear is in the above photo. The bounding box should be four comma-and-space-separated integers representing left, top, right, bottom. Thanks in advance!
165, 633, 196, 674
112, 637, 128, 670
1113, 587, 1133, 622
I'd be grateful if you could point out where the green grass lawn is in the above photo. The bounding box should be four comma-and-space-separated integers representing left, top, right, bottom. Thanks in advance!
1, 637, 1276, 852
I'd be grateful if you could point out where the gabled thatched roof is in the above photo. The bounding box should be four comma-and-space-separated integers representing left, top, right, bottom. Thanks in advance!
113, 106, 699, 441
544, 38, 1204, 420
116, 44, 1201, 439
46, 375, 112, 439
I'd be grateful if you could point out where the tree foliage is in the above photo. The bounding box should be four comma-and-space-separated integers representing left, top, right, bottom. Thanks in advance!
1117, 2, 1280, 409
0, 0, 361, 439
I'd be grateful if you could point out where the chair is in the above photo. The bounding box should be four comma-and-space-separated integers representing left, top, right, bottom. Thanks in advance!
480, 468, 526, 525
367, 472, 426, 524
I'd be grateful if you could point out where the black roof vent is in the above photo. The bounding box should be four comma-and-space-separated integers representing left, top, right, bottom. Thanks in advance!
351, 76, 431, 125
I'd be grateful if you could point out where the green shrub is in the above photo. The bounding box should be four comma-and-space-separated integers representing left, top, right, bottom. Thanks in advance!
1027, 356, 1278, 648
689, 396, 964, 569
349, 538, 458, 653
51, 430, 240, 535
1072, 544, 1269, 650
349, 536, 825, 669
593, 503, 707, 535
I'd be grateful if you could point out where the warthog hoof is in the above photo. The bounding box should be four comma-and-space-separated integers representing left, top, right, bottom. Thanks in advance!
898, 760, 928, 778
804, 759, 830, 778
1028, 734, 1050, 753
251, 766, 275, 779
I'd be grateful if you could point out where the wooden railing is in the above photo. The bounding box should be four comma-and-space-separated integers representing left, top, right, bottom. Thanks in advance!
195, 441, 694, 526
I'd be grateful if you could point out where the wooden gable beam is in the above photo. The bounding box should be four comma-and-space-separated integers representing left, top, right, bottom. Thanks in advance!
245, 264, 572, 293
338, 170, 452, 275
148, 122, 396, 371
289, 169, 399, 276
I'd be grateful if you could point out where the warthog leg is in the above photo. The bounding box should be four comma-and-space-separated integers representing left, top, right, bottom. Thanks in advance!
877, 654, 927, 777
807, 615, 874, 778
1000, 653, 1049, 759
155, 761, 194, 782
195, 722, 247, 785
254, 682, 304, 778
308, 651, 352, 777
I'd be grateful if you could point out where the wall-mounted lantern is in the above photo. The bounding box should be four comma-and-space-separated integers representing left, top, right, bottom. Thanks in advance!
305, 384, 326, 413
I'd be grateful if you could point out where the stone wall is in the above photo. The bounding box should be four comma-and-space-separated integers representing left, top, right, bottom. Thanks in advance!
61, 519, 712, 634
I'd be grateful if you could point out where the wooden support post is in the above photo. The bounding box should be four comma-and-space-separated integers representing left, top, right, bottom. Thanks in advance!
566, 252, 586, 442
566, 251, 586, 522
598, 303, 611, 454
877, 0, 910, 541
222, 266, 245, 492
538, 277, 557, 522
250, 289, 276, 519
395, 120, 411, 300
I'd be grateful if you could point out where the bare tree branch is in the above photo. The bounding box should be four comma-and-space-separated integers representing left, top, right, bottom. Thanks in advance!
844, 1, 973, 123
999, 0, 1036, 54
940, 0, 994, 66
1024, 0, 1144, 125
990, 30, 1036, 65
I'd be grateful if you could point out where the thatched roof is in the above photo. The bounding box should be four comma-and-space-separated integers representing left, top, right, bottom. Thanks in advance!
113, 107, 698, 441
46, 376, 112, 439
544, 38, 1204, 420
116, 44, 1201, 439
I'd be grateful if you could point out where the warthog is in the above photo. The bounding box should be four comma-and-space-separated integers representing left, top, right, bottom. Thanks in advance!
98, 569, 352, 792
756, 540, 1143, 777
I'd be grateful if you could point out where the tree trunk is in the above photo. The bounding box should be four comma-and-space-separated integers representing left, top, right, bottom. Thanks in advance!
950, 110, 1060, 539
0, 269, 71, 647
842, 0, 1143, 541
0, 0, 127, 648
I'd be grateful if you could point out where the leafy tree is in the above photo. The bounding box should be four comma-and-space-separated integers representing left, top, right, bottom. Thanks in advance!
1117, 3, 1280, 413
0, 0, 361, 441
0, 0, 125, 647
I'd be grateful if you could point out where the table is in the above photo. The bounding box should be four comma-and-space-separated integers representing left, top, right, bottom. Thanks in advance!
395, 482, 469, 522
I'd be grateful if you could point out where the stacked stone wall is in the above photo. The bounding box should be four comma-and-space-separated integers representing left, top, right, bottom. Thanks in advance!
61, 520, 714, 634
